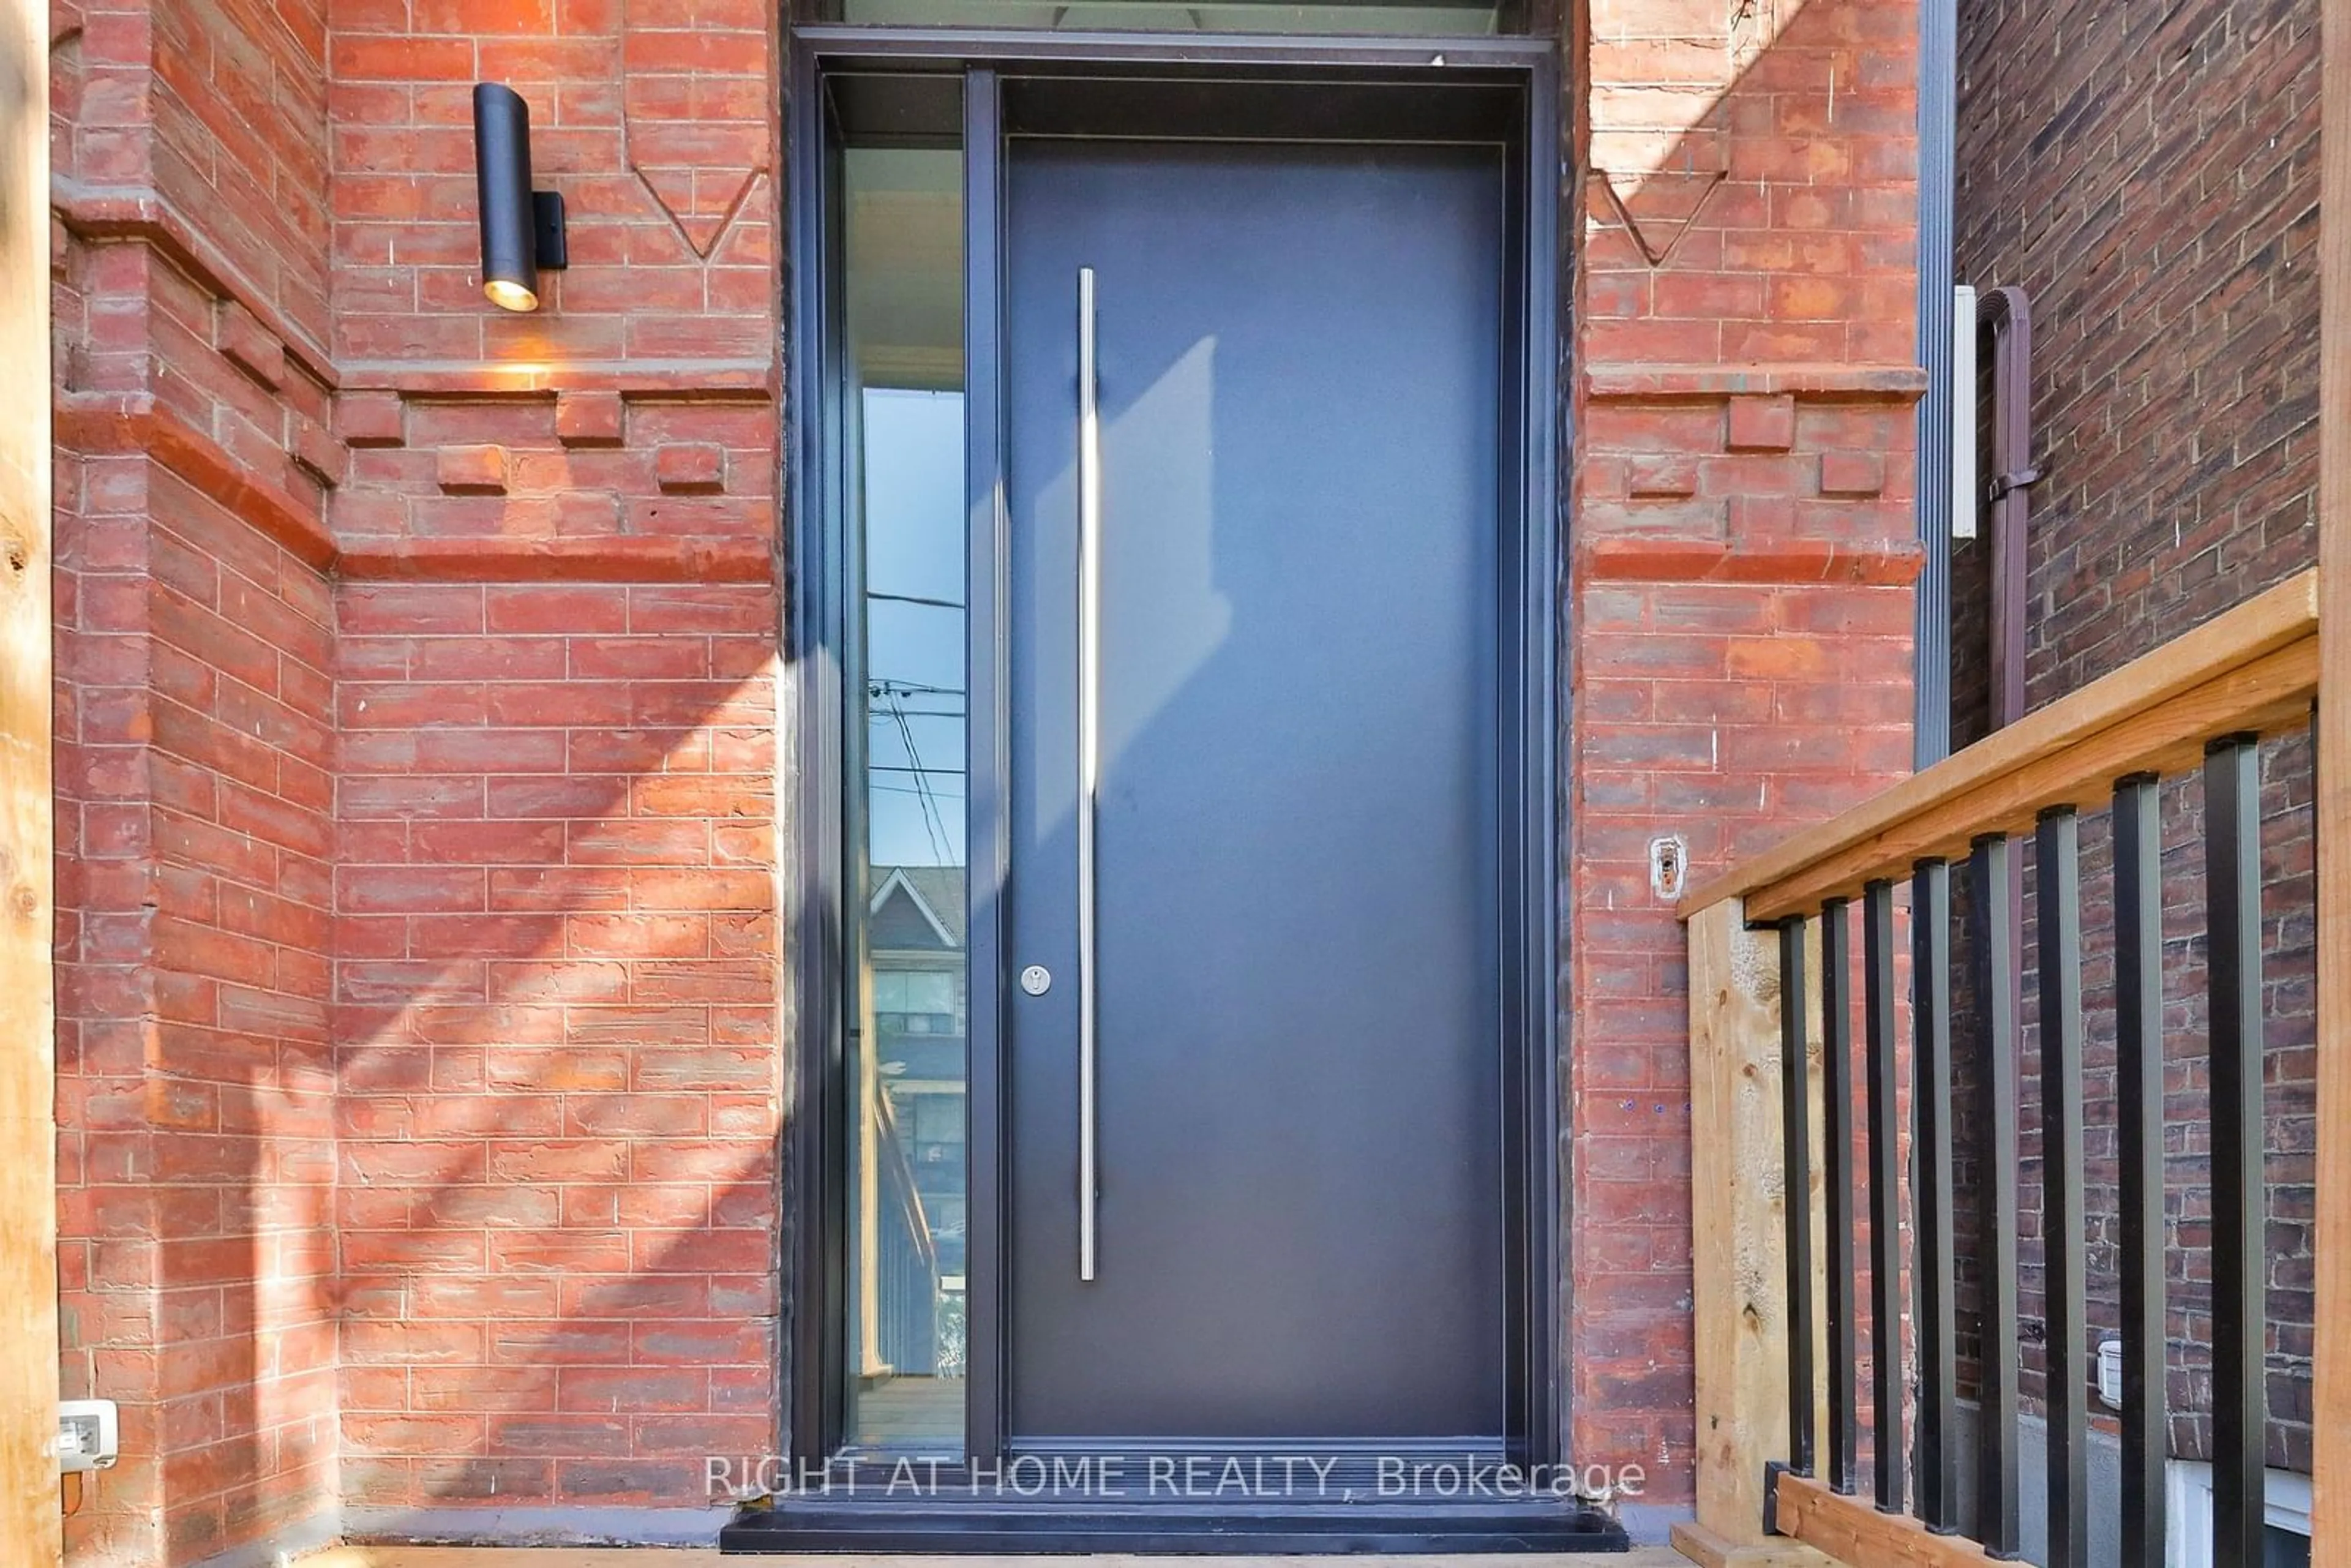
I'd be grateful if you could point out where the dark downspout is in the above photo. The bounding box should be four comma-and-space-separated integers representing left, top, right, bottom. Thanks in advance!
1976, 283, 2038, 1557
1979, 287, 2038, 1117
1978, 285, 2036, 730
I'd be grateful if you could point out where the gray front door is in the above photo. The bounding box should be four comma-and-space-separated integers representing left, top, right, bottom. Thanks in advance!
1001, 137, 1512, 1448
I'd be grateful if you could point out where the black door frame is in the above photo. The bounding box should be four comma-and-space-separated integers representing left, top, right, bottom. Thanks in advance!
784, 26, 1569, 1485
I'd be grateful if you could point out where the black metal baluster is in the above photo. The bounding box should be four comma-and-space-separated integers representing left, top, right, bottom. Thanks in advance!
1862, 879, 1903, 1512
2205, 737, 2266, 1566
1967, 833, 2021, 1556
2036, 808, 2087, 1568
1821, 896, 1859, 1495
1912, 860, 1957, 1530
2113, 774, 2167, 1566
1780, 915, 1816, 1478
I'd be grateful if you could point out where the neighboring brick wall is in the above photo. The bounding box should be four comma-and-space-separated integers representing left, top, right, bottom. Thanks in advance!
1573, 0, 1923, 1493
1951, 0, 2321, 1471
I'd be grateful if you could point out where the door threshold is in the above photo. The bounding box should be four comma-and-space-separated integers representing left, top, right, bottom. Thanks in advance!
718, 1497, 1632, 1553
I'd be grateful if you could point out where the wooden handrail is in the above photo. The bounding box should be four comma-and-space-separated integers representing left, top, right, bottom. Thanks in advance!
1673, 566, 2333, 1568
1679, 569, 2321, 925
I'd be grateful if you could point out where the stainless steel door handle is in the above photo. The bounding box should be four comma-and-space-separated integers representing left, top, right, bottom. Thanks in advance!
1076, 266, 1101, 1283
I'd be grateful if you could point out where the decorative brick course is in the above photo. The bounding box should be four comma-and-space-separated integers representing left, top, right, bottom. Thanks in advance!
289, 413, 345, 489
1818, 450, 1886, 498
217, 299, 288, 391
434, 443, 509, 494
1724, 393, 1797, 454
653, 440, 725, 495
557, 389, 627, 448
335, 390, 406, 448
1625, 454, 1700, 500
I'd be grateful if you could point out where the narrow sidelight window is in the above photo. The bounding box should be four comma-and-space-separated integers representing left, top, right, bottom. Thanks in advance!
839, 133, 969, 1456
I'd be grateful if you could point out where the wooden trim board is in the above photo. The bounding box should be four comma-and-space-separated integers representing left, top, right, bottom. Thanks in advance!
1770, 1472, 1992, 1567
1673, 906, 1840, 1568
1669, 1518, 1837, 1567
1682, 901, 1795, 1545
0, 0, 61, 1559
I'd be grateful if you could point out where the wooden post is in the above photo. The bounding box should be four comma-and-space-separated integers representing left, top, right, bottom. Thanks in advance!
2311, 0, 2349, 1546
0, 0, 59, 1560
1671, 901, 1835, 1568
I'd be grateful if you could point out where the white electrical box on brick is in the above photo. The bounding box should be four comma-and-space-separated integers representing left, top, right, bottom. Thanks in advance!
58, 1399, 119, 1473
2096, 1339, 2124, 1411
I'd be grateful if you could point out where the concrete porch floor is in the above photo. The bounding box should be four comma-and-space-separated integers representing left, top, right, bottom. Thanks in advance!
299, 1549, 1694, 1566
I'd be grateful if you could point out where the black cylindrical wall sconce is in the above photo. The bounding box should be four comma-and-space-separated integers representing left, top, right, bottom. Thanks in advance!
473, 83, 568, 312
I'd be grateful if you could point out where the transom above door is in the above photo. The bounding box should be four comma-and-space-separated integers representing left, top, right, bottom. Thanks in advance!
791, 50, 1564, 1490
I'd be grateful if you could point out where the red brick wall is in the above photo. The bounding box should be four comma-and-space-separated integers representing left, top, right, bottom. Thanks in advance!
319, 0, 786, 1517
53, 308, 341, 1568
56, 0, 345, 1540
53, 0, 333, 360
143, 471, 339, 1566
1951, 0, 2320, 1471
332, 570, 781, 1515
151, 0, 333, 351
51, 0, 1932, 1549
326, 0, 775, 366
1570, 0, 1924, 1495
55, 0, 784, 1552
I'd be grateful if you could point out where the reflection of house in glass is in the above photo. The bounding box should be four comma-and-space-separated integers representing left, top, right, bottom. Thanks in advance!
869, 866, 969, 1286
853, 866, 968, 1449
